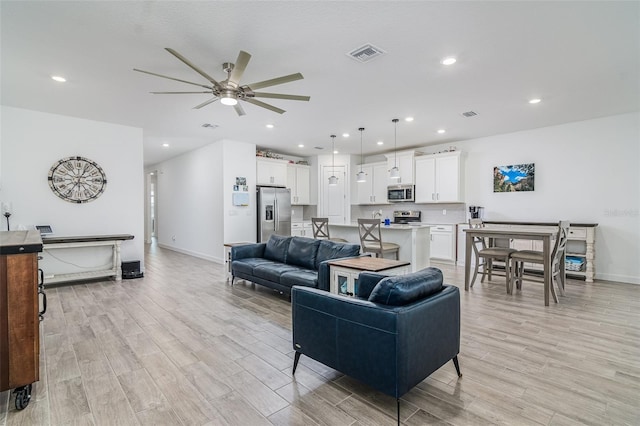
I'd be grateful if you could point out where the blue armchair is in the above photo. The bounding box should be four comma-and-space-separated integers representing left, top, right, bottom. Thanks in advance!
291, 267, 461, 425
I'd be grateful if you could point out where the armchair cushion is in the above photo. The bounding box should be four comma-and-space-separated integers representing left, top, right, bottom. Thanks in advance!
368, 267, 444, 306
263, 235, 291, 263
286, 237, 320, 270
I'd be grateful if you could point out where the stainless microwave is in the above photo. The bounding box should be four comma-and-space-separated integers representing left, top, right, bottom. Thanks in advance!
387, 184, 414, 202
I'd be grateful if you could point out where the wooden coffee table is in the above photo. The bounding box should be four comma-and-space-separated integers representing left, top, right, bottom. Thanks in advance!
328, 257, 410, 297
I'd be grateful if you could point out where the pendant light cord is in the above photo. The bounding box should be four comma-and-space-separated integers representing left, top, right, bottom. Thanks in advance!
392, 118, 399, 167
359, 127, 365, 172
331, 134, 336, 169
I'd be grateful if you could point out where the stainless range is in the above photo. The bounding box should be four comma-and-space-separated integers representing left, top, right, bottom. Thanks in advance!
393, 210, 421, 224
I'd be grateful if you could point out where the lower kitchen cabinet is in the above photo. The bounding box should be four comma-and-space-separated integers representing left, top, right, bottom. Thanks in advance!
291, 222, 313, 237
428, 224, 455, 262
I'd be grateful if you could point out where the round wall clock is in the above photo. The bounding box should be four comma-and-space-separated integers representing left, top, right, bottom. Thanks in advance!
48, 156, 107, 203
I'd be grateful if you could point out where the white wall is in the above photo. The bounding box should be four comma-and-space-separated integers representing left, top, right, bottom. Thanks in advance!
422, 112, 640, 284
154, 139, 256, 263
0, 106, 144, 268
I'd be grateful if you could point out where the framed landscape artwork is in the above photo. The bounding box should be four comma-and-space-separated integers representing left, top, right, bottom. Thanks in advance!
494, 163, 535, 192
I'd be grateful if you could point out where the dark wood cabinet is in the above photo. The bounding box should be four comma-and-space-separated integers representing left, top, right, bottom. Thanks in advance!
0, 230, 43, 409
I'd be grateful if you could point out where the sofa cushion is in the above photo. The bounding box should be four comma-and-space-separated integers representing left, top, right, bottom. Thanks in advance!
281, 269, 318, 288
368, 267, 444, 306
315, 240, 361, 269
253, 263, 302, 282
232, 258, 278, 275
287, 237, 320, 270
263, 235, 292, 263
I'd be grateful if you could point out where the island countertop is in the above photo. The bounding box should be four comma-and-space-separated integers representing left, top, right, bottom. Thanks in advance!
328, 222, 431, 272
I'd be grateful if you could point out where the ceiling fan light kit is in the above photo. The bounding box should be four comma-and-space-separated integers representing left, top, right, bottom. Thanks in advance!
134, 48, 309, 115
390, 118, 401, 179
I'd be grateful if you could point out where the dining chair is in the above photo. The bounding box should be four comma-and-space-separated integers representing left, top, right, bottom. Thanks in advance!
509, 220, 570, 303
311, 217, 347, 242
357, 218, 400, 259
468, 218, 516, 293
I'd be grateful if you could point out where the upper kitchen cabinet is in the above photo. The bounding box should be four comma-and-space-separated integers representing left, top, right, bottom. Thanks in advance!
287, 163, 310, 205
385, 151, 415, 184
256, 157, 288, 186
355, 162, 390, 205
415, 151, 464, 203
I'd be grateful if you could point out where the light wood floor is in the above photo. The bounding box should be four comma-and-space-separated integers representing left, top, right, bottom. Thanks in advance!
1, 243, 639, 425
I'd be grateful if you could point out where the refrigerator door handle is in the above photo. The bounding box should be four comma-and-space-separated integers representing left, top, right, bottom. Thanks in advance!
274, 199, 278, 231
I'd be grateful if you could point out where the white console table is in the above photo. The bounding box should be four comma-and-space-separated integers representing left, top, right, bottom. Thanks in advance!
41, 234, 134, 285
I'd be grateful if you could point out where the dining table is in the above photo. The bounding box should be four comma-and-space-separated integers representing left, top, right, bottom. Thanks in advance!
463, 227, 560, 306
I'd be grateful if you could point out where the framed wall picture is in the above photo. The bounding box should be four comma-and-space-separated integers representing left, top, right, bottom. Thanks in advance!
494, 163, 535, 192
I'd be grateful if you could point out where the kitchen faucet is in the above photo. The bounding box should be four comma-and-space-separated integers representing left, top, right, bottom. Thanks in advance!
372, 210, 382, 219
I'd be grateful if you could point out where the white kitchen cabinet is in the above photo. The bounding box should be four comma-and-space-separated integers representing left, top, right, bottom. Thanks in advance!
287, 163, 310, 205
385, 151, 415, 184
256, 158, 288, 186
428, 224, 455, 261
291, 222, 313, 237
355, 162, 389, 205
415, 151, 463, 203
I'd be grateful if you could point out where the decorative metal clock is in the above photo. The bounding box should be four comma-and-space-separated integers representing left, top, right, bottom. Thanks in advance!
48, 156, 107, 203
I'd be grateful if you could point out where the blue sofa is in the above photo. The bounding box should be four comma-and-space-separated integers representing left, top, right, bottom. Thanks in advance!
291, 267, 461, 424
231, 235, 361, 294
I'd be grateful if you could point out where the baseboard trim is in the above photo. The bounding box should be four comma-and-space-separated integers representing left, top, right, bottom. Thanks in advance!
157, 243, 224, 265
595, 273, 639, 285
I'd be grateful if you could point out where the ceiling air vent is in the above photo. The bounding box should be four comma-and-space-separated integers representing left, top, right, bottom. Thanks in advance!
347, 44, 386, 63
201, 123, 219, 129
461, 111, 478, 118
314, 146, 324, 150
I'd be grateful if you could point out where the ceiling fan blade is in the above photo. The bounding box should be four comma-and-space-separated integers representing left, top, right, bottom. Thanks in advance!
234, 103, 246, 116
253, 92, 310, 101
151, 91, 212, 94
243, 98, 286, 114
165, 48, 221, 88
193, 97, 220, 109
228, 51, 251, 88
133, 68, 212, 89
245, 73, 304, 90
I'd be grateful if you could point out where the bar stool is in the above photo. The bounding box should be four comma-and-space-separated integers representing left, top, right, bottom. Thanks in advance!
357, 218, 400, 259
311, 217, 347, 242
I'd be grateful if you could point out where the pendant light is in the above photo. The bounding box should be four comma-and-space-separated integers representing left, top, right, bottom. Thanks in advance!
390, 118, 400, 179
328, 134, 338, 186
356, 127, 367, 183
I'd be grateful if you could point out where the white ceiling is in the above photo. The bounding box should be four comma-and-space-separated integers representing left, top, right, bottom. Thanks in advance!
2, 1, 638, 166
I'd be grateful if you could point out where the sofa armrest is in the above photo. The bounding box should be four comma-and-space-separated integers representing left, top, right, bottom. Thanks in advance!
355, 271, 387, 299
232, 243, 266, 260
317, 254, 368, 292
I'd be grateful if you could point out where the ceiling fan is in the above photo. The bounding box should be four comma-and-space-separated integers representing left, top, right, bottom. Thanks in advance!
134, 48, 310, 115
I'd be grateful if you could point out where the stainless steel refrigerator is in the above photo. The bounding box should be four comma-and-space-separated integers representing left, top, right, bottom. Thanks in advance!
257, 186, 291, 242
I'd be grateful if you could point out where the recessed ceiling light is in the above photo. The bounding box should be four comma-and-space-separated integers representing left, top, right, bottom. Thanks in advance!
405, 117, 414, 122
51, 75, 66, 82
342, 133, 350, 138
441, 57, 457, 66
529, 98, 541, 104
377, 141, 384, 145
437, 129, 446, 134
298, 144, 304, 148
149, 172, 154, 176
333, 150, 339, 154
162, 143, 169, 148
265, 124, 274, 129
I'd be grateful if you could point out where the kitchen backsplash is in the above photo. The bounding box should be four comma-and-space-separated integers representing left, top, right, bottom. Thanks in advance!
351, 203, 466, 224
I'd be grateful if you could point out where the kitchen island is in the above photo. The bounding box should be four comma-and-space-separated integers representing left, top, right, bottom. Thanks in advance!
328, 223, 431, 272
